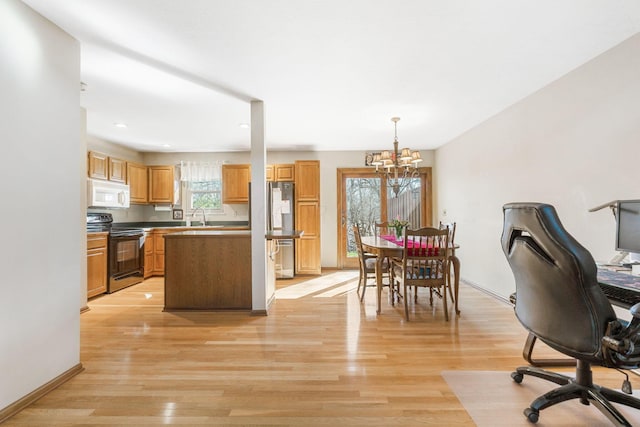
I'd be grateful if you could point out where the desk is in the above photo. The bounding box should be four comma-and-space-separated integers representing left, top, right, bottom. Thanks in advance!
360, 236, 461, 315
597, 267, 640, 309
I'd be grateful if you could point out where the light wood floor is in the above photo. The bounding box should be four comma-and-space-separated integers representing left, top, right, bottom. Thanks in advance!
4, 271, 633, 426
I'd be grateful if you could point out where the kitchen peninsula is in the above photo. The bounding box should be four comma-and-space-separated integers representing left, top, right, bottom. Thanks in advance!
163, 230, 302, 311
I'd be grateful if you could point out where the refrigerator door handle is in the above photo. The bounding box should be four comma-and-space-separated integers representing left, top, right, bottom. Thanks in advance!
269, 240, 281, 261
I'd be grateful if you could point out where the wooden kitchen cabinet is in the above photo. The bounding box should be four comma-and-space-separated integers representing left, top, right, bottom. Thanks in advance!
294, 160, 321, 274
108, 157, 127, 183
144, 230, 153, 278
87, 232, 108, 298
164, 232, 252, 310
88, 151, 127, 183
294, 160, 320, 200
148, 165, 175, 204
266, 164, 295, 182
150, 229, 180, 276
127, 162, 148, 204
88, 151, 108, 180
295, 200, 321, 274
222, 164, 251, 203
152, 230, 167, 276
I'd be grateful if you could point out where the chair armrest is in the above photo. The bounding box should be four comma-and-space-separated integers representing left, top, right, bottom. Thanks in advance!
602, 315, 640, 369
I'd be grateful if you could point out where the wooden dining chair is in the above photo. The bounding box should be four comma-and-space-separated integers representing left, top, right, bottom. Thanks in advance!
438, 221, 457, 307
389, 227, 450, 321
374, 221, 394, 272
374, 221, 391, 238
353, 224, 388, 301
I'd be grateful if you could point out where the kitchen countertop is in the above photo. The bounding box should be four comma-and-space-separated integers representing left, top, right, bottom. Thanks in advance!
164, 230, 251, 237
114, 221, 249, 229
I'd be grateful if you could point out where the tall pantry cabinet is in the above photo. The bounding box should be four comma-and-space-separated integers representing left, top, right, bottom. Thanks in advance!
294, 160, 321, 275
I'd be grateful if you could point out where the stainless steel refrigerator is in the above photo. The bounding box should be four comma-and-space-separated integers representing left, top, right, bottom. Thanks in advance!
268, 181, 295, 278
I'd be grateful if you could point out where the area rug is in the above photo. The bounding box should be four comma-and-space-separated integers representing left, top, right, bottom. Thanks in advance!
442, 370, 640, 426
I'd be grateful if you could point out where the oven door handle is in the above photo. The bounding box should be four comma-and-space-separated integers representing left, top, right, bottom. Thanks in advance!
110, 235, 144, 241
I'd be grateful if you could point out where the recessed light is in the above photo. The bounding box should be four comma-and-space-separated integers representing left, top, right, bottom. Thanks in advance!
114, 122, 128, 128
162, 144, 171, 148
238, 123, 250, 129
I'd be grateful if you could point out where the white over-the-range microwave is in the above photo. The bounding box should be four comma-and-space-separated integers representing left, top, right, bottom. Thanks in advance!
87, 178, 130, 209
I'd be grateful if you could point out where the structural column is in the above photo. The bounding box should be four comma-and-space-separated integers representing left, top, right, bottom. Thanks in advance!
250, 100, 269, 314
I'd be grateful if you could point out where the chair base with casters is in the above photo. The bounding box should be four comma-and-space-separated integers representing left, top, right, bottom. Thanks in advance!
511, 359, 640, 426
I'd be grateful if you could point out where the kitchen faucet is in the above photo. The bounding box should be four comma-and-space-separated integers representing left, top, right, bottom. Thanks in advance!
192, 207, 207, 226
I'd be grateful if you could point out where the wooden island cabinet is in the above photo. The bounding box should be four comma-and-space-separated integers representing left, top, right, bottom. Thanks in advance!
163, 230, 252, 310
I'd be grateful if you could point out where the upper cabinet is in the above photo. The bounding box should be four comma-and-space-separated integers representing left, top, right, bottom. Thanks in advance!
294, 160, 320, 201
88, 151, 108, 180
88, 151, 176, 205
88, 151, 126, 183
127, 162, 148, 204
222, 164, 251, 204
148, 166, 175, 204
108, 157, 127, 183
267, 164, 295, 182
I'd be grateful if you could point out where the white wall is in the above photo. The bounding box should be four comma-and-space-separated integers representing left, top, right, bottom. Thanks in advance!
0, 0, 81, 410
435, 33, 640, 299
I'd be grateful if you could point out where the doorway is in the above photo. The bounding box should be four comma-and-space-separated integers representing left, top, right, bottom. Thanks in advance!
336, 168, 432, 269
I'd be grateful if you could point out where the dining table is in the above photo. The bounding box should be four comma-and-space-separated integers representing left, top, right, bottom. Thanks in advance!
360, 235, 461, 315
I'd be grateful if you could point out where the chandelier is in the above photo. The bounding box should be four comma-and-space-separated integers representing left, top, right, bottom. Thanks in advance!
369, 117, 422, 197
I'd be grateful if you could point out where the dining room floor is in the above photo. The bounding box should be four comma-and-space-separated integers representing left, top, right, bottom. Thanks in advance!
4, 270, 637, 426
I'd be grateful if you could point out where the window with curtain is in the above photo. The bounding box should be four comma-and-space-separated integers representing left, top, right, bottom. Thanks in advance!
180, 161, 223, 213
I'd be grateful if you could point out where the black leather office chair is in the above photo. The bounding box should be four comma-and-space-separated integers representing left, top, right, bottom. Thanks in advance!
501, 202, 640, 426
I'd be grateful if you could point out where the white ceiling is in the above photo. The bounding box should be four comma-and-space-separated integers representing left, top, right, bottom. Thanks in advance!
22, 0, 640, 153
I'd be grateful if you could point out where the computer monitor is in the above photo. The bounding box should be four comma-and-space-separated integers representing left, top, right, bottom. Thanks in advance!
616, 200, 640, 254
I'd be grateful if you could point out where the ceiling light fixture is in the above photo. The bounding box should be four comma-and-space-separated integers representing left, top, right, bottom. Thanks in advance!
238, 123, 250, 129
113, 122, 128, 128
369, 117, 423, 197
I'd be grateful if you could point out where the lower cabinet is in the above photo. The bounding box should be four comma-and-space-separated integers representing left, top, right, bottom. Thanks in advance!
151, 229, 179, 276
144, 230, 154, 278
152, 230, 166, 276
295, 200, 322, 274
87, 233, 108, 298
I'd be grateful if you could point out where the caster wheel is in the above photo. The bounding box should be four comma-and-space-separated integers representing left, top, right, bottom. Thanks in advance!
511, 371, 523, 384
524, 407, 539, 423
